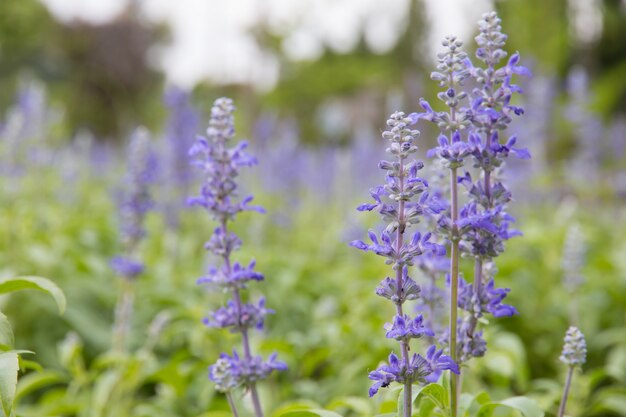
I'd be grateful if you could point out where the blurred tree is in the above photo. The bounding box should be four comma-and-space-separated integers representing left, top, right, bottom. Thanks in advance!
0, 0, 166, 139
0, 0, 58, 111
496, 0, 570, 75
194, 0, 429, 145
54, 10, 166, 138
591, 0, 626, 115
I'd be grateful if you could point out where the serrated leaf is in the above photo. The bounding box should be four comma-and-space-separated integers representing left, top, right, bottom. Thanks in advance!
0, 351, 19, 417
0, 276, 66, 314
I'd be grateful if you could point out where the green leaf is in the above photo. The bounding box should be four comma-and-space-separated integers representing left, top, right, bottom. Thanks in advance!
277, 410, 344, 417
499, 397, 544, 417
476, 396, 544, 417
326, 396, 372, 415
271, 401, 323, 417
92, 369, 121, 416
0, 313, 14, 350
417, 383, 449, 411
0, 351, 19, 417
15, 370, 66, 401
0, 276, 66, 314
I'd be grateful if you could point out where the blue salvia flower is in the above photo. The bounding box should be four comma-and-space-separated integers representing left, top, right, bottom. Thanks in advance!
111, 127, 156, 280
210, 351, 286, 393
110, 127, 156, 352
190, 98, 285, 417
164, 86, 199, 186
162, 86, 200, 228
0, 80, 56, 176
457, 276, 517, 318
350, 111, 457, 415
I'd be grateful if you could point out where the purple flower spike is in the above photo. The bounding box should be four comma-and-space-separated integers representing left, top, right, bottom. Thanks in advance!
190, 98, 284, 400
352, 108, 450, 407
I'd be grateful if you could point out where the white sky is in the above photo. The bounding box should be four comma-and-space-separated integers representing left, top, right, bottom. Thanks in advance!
40, 0, 507, 90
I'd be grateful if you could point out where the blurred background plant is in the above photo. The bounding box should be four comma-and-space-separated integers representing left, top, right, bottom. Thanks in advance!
0, 0, 625, 416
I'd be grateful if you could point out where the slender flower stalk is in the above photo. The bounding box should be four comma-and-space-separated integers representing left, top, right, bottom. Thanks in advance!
557, 327, 586, 417
110, 127, 155, 352
190, 98, 285, 417
351, 112, 458, 417
418, 34, 472, 416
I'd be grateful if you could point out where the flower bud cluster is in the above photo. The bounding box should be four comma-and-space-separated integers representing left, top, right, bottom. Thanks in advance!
559, 326, 587, 367
209, 352, 287, 393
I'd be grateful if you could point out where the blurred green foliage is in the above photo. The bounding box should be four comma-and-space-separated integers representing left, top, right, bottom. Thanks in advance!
0, 161, 625, 416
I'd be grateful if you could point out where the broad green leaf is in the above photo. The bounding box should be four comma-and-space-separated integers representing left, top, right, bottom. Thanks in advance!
500, 397, 544, 417
0, 351, 19, 417
327, 396, 372, 415
15, 370, 66, 401
92, 369, 121, 416
462, 392, 492, 417
417, 383, 449, 411
277, 410, 343, 417
0, 276, 66, 314
17, 358, 42, 372
196, 412, 232, 417
0, 314, 13, 350
477, 396, 544, 417
272, 401, 323, 417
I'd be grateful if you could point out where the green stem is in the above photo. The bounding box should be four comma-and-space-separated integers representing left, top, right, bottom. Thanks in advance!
223, 219, 264, 417
449, 166, 459, 417
226, 392, 241, 417
557, 366, 575, 417
394, 157, 412, 417
112, 278, 135, 352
